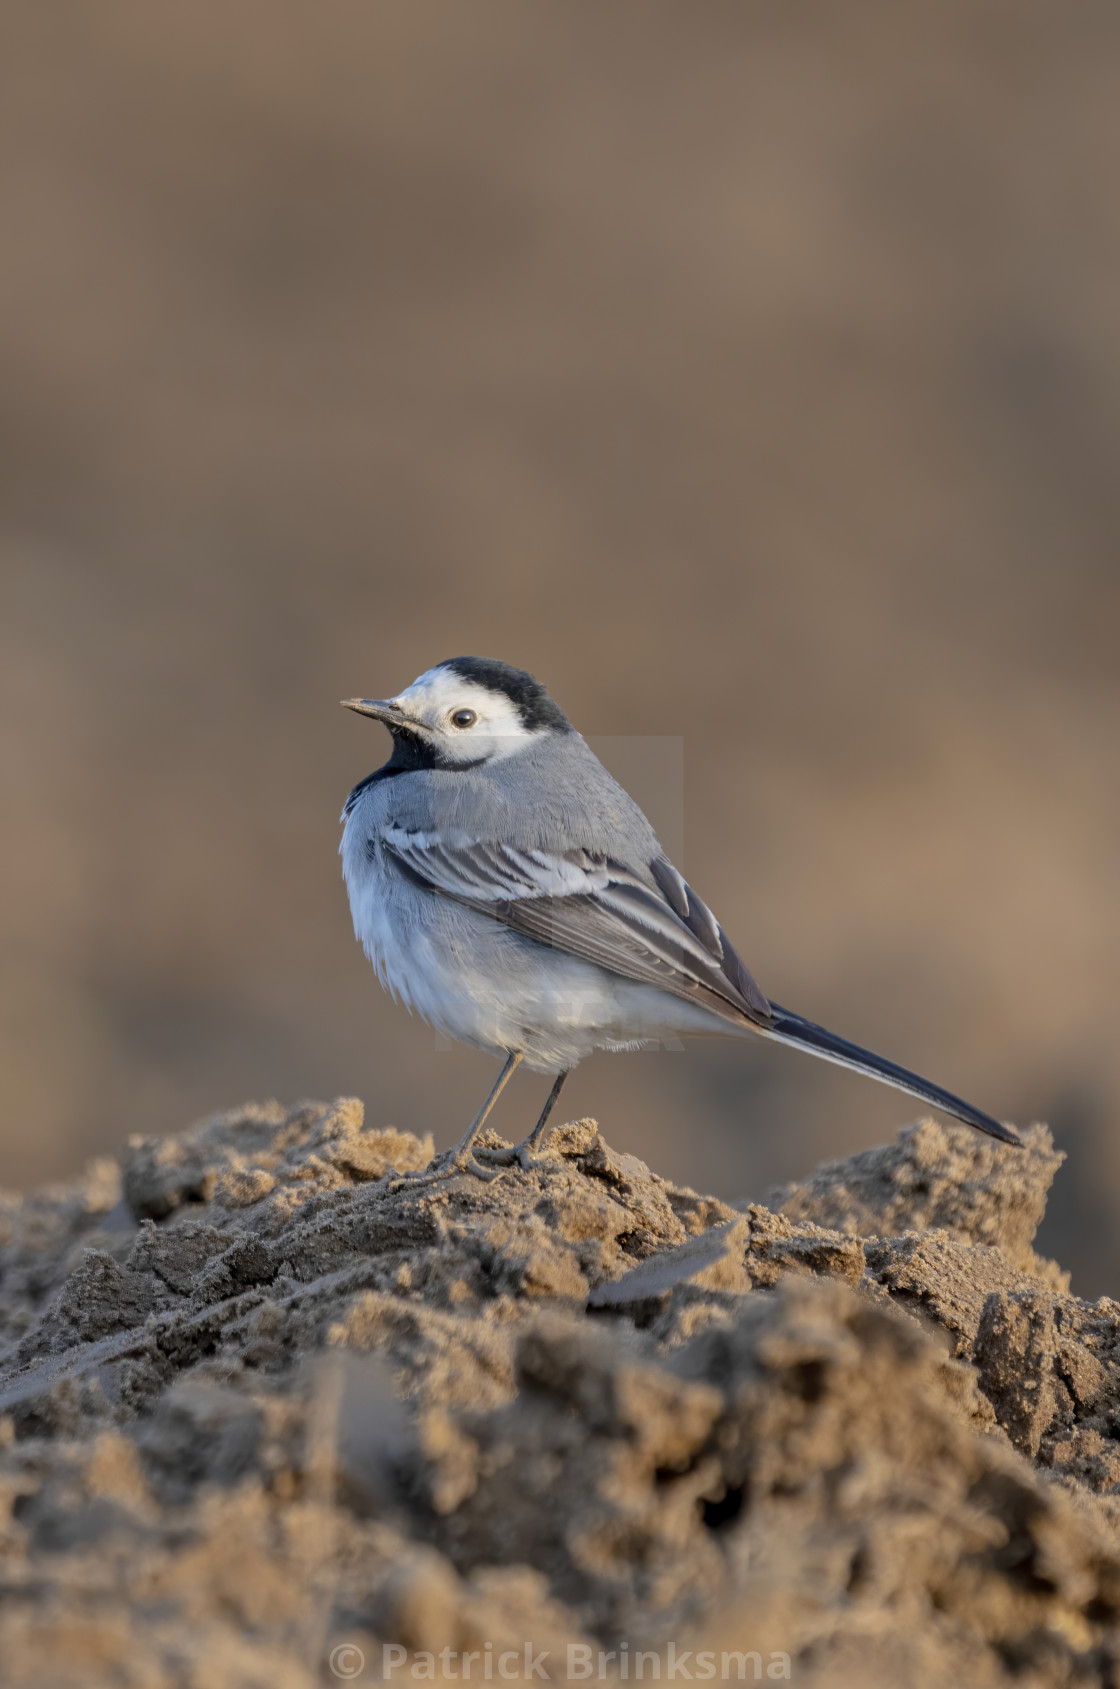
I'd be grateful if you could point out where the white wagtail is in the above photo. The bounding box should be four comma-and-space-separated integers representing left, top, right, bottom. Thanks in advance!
340, 657, 1021, 1182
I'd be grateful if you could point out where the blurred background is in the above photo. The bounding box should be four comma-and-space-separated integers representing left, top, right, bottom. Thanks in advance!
2, 2, 1118, 1293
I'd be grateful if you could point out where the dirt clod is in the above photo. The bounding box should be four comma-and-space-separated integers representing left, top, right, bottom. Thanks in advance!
0, 1100, 1117, 1686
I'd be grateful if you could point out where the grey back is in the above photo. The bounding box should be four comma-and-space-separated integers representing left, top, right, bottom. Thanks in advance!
351, 731, 664, 869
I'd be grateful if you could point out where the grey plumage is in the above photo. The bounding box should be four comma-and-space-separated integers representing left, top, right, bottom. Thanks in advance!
340, 658, 1021, 1179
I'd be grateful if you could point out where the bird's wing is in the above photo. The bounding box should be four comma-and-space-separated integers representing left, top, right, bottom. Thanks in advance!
378, 827, 1021, 1146
381, 829, 772, 1028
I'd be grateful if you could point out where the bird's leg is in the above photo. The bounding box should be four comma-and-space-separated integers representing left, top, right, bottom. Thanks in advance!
476, 1070, 569, 1172
391, 1051, 523, 1187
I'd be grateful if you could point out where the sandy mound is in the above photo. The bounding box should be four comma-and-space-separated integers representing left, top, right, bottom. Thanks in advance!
0, 1102, 1117, 1687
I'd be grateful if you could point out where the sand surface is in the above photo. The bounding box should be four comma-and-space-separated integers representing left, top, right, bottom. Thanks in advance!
0, 1102, 1117, 1686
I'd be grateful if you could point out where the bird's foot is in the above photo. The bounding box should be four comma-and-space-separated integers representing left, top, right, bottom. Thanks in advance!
474, 1129, 559, 1174
389, 1149, 504, 1189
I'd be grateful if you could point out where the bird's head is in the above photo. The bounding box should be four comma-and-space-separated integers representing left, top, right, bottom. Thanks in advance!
343, 656, 571, 769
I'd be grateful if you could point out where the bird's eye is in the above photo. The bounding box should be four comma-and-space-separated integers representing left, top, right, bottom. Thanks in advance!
451, 708, 477, 729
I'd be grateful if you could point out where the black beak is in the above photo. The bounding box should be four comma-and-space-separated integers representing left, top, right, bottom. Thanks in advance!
341, 697, 421, 730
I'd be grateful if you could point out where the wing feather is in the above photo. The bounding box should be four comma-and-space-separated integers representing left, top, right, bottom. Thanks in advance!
380, 830, 771, 1028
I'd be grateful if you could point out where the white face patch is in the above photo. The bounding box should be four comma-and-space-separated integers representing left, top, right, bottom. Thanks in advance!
393, 666, 538, 764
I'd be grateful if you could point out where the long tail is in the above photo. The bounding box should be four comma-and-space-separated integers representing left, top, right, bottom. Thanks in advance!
758, 1002, 1021, 1147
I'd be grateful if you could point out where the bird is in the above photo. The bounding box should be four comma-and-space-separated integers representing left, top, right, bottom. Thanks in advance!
339, 657, 1021, 1183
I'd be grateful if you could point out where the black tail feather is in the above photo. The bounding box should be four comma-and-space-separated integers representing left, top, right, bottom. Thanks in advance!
761, 1003, 1022, 1147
